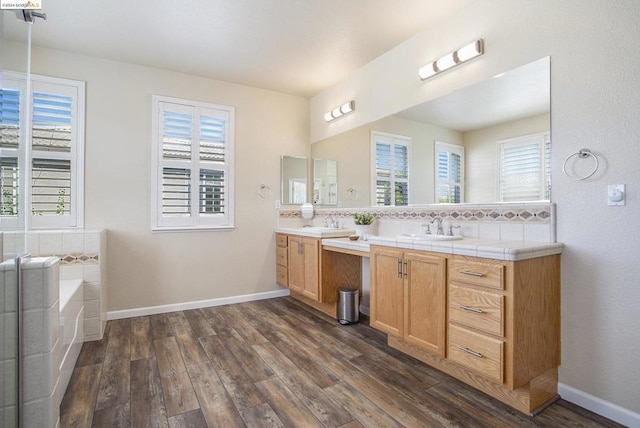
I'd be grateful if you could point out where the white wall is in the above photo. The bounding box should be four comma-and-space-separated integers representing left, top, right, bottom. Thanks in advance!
5, 42, 309, 312
311, 0, 640, 421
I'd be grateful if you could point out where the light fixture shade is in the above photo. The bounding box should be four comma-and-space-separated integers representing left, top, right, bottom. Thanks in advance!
435, 53, 457, 72
325, 99, 356, 122
340, 100, 354, 114
419, 38, 484, 81
456, 39, 483, 62
418, 63, 437, 80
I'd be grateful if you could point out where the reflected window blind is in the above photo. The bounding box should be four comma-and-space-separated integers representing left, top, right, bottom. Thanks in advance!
499, 134, 550, 202
373, 132, 410, 206
435, 142, 464, 203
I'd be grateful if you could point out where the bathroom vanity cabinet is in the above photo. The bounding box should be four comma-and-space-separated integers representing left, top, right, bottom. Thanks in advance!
370, 247, 447, 357
370, 244, 561, 414
275, 231, 362, 316
287, 234, 320, 300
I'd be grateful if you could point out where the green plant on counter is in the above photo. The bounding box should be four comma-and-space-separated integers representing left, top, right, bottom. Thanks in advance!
353, 212, 374, 225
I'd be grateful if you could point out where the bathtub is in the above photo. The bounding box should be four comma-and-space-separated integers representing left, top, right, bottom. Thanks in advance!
58, 278, 84, 405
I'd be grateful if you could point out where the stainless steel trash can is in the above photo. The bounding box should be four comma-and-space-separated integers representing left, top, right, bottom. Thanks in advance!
337, 287, 359, 325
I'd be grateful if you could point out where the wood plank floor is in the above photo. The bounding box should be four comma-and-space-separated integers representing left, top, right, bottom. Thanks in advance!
61, 297, 622, 427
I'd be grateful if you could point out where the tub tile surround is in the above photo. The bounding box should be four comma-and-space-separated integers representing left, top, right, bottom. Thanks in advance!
1, 257, 62, 428
2, 229, 108, 341
279, 202, 556, 243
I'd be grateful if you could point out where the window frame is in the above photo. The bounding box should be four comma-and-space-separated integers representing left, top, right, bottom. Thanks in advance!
1, 71, 85, 229
151, 95, 235, 232
434, 141, 465, 204
496, 132, 550, 202
371, 131, 411, 207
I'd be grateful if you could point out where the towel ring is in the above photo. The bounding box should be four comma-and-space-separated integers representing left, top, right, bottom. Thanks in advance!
258, 184, 271, 199
562, 148, 599, 180
347, 187, 358, 200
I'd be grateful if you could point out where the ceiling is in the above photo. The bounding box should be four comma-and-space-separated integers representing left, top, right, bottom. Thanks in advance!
2, 0, 472, 97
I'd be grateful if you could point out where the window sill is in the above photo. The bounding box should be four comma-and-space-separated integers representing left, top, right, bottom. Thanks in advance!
151, 225, 236, 233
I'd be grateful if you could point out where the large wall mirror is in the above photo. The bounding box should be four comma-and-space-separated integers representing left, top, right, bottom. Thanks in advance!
281, 156, 308, 205
311, 57, 550, 207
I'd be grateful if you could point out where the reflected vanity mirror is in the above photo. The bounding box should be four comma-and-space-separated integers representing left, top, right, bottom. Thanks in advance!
281, 156, 308, 205
311, 57, 550, 207
312, 158, 338, 206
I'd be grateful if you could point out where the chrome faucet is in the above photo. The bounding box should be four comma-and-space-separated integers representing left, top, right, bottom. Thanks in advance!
431, 218, 444, 235
324, 215, 338, 228
421, 222, 432, 234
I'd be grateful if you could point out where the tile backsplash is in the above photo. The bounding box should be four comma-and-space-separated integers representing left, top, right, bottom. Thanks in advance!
278, 202, 556, 243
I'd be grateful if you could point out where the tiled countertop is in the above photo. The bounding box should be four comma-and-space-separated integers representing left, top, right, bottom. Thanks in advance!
275, 227, 354, 238
322, 235, 562, 261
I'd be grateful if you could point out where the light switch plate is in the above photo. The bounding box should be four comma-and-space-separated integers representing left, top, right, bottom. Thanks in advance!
608, 184, 625, 206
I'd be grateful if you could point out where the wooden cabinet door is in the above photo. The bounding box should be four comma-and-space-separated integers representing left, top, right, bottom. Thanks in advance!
404, 251, 447, 357
370, 247, 404, 337
300, 238, 319, 300
288, 236, 304, 293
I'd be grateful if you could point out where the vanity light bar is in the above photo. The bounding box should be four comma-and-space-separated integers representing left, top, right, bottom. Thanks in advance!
418, 39, 484, 81
324, 100, 355, 122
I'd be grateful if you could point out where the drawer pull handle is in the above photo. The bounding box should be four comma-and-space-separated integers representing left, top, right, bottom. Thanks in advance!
460, 305, 484, 314
460, 270, 484, 277
459, 346, 483, 358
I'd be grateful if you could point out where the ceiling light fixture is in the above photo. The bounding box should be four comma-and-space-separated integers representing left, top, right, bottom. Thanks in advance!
324, 100, 355, 122
419, 39, 484, 81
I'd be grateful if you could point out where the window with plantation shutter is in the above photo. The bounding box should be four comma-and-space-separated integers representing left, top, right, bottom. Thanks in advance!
498, 133, 550, 202
372, 131, 410, 206
0, 73, 84, 229
435, 142, 464, 204
151, 95, 234, 230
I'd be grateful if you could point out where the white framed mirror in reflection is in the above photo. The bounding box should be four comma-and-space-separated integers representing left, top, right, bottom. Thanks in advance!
312, 158, 338, 206
280, 155, 308, 205
311, 57, 550, 208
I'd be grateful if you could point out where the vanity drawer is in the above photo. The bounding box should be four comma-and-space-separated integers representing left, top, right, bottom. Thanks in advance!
448, 324, 504, 383
276, 265, 288, 287
449, 259, 504, 290
276, 233, 288, 247
449, 284, 504, 336
276, 246, 288, 267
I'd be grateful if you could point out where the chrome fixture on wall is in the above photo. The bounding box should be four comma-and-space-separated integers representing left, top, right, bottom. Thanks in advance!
324, 100, 355, 122
418, 39, 484, 80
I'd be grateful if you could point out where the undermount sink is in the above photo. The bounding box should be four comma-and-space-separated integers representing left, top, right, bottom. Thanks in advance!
398, 233, 463, 241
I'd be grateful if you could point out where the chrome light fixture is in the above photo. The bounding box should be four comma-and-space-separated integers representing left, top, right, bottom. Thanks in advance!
324, 100, 355, 122
419, 39, 484, 81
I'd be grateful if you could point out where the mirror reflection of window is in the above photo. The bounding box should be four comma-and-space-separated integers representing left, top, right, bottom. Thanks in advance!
435, 141, 464, 203
281, 156, 308, 205
372, 131, 411, 206
498, 133, 550, 202
290, 179, 307, 204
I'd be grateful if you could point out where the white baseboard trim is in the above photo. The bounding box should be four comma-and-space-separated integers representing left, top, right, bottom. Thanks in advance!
107, 289, 291, 320
559, 383, 640, 428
